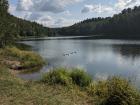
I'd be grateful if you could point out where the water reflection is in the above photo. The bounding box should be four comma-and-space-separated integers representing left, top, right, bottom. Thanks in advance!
113, 44, 140, 60
18, 39, 140, 88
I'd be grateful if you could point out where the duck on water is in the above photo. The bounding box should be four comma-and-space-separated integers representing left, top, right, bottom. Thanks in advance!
63, 51, 77, 56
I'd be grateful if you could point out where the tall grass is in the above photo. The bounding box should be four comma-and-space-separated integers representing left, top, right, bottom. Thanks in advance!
0, 47, 45, 70
41, 68, 140, 105
87, 77, 140, 105
41, 68, 72, 85
41, 68, 92, 87
102, 77, 140, 105
70, 68, 92, 87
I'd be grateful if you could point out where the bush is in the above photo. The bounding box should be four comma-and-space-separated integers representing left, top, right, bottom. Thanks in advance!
101, 77, 140, 105
41, 68, 92, 87
87, 77, 140, 105
70, 69, 92, 87
41, 68, 72, 85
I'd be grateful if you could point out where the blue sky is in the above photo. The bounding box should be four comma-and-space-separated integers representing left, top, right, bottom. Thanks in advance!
8, 0, 140, 28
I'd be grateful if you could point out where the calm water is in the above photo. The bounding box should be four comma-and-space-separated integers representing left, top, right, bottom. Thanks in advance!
18, 39, 140, 87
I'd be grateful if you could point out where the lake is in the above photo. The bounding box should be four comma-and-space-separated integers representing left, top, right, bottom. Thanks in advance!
18, 38, 140, 88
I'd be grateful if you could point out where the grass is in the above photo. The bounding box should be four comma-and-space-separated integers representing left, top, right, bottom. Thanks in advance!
0, 47, 45, 70
70, 68, 92, 87
41, 68, 92, 87
41, 68, 72, 85
0, 65, 140, 105
102, 77, 140, 105
86, 77, 140, 105
41, 68, 140, 105
0, 65, 94, 105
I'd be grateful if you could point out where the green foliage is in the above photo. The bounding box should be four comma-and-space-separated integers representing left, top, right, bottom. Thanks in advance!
41, 68, 72, 85
41, 68, 92, 87
101, 77, 140, 105
87, 77, 140, 105
70, 69, 92, 87
0, 0, 9, 13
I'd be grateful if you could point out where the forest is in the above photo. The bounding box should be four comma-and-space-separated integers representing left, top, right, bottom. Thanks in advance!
57, 6, 140, 38
0, 0, 54, 47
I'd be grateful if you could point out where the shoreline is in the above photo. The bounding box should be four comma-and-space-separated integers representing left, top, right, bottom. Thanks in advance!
0, 64, 140, 105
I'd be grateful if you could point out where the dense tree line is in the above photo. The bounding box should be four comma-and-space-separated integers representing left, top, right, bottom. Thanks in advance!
0, 0, 54, 47
58, 6, 140, 38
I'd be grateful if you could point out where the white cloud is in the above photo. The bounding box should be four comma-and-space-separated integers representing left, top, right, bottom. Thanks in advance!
17, 0, 33, 11
40, 16, 53, 22
82, 0, 140, 14
39, 16, 54, 27
8, 4, 16, 13
82, 4, 114, 14
81, 5, 94, 13
63, 10, 72, 16
16, 0, 83, 13
115, 0, 140, 11
25, 13, 42, 21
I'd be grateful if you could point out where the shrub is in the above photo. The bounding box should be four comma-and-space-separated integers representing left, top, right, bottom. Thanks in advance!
41, 68, 92, 87
70, 69, 92, 87
41, 68, 72, 85
101, 77, 140, 105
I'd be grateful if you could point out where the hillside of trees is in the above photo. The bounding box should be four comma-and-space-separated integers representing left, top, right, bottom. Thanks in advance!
57, 6, 140, 38
0, 0, 54, 47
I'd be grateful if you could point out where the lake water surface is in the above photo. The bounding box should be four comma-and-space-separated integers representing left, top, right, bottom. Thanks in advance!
19, 38, 140, 88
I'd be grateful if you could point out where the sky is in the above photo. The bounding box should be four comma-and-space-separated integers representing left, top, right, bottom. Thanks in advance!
8, 0, 140, 28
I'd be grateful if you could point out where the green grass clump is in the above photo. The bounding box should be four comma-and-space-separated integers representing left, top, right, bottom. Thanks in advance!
87, 81, 108, 98
41, 68, 92, 87
41, 68, 72, 85
102, 77, 140, 105
87, 77, 140, 105
0, 47, 45, 69
70, 69, 92, 87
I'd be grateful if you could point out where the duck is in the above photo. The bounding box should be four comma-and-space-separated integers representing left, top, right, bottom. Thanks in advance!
63, 53, 69, 56
70, 52, 74, 54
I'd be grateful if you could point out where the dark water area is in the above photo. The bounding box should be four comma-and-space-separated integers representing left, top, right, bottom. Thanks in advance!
18, 39, 140, 88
